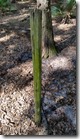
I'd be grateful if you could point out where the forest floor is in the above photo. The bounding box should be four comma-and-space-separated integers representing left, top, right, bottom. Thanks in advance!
0, 0, 76, 136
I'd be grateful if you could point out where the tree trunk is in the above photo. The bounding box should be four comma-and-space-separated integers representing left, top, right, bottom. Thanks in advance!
37, 0, 57, 58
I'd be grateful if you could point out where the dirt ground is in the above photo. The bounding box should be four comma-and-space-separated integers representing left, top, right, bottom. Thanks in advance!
0, 0, 76, 135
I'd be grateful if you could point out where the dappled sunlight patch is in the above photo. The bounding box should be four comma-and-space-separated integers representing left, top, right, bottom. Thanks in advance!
6, 44, 17, 55
0, 29, 6, 34
54, 35, 62, 41
0, 89, 32, 127
54, 34, 71, 43
0, 32, 15, 42
52, 20, 58, 26
18, 1, 30, 4
7, 61, 33, 77
55, 34, 75, 44
57, 23, 75, 31
50, 56, 72, 70
0, 13, 29, 25
20, 65, 33, 76
8, 44, 15, 49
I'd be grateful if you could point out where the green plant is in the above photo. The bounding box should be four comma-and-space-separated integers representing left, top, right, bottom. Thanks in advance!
0, 0, 17, 12
0, 0, 10, 7
51, 0, 76, 21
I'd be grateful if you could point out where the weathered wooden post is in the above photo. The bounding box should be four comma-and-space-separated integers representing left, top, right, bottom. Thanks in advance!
30, 9, 42, 125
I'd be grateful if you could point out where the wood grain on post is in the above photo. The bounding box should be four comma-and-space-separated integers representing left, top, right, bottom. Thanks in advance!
30, 9, 42, 125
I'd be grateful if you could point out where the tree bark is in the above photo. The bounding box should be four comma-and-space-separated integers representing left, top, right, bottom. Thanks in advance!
37, 0, 57, 58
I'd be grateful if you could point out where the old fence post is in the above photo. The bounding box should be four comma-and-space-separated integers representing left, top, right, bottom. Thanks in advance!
30, 9, 42, 125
